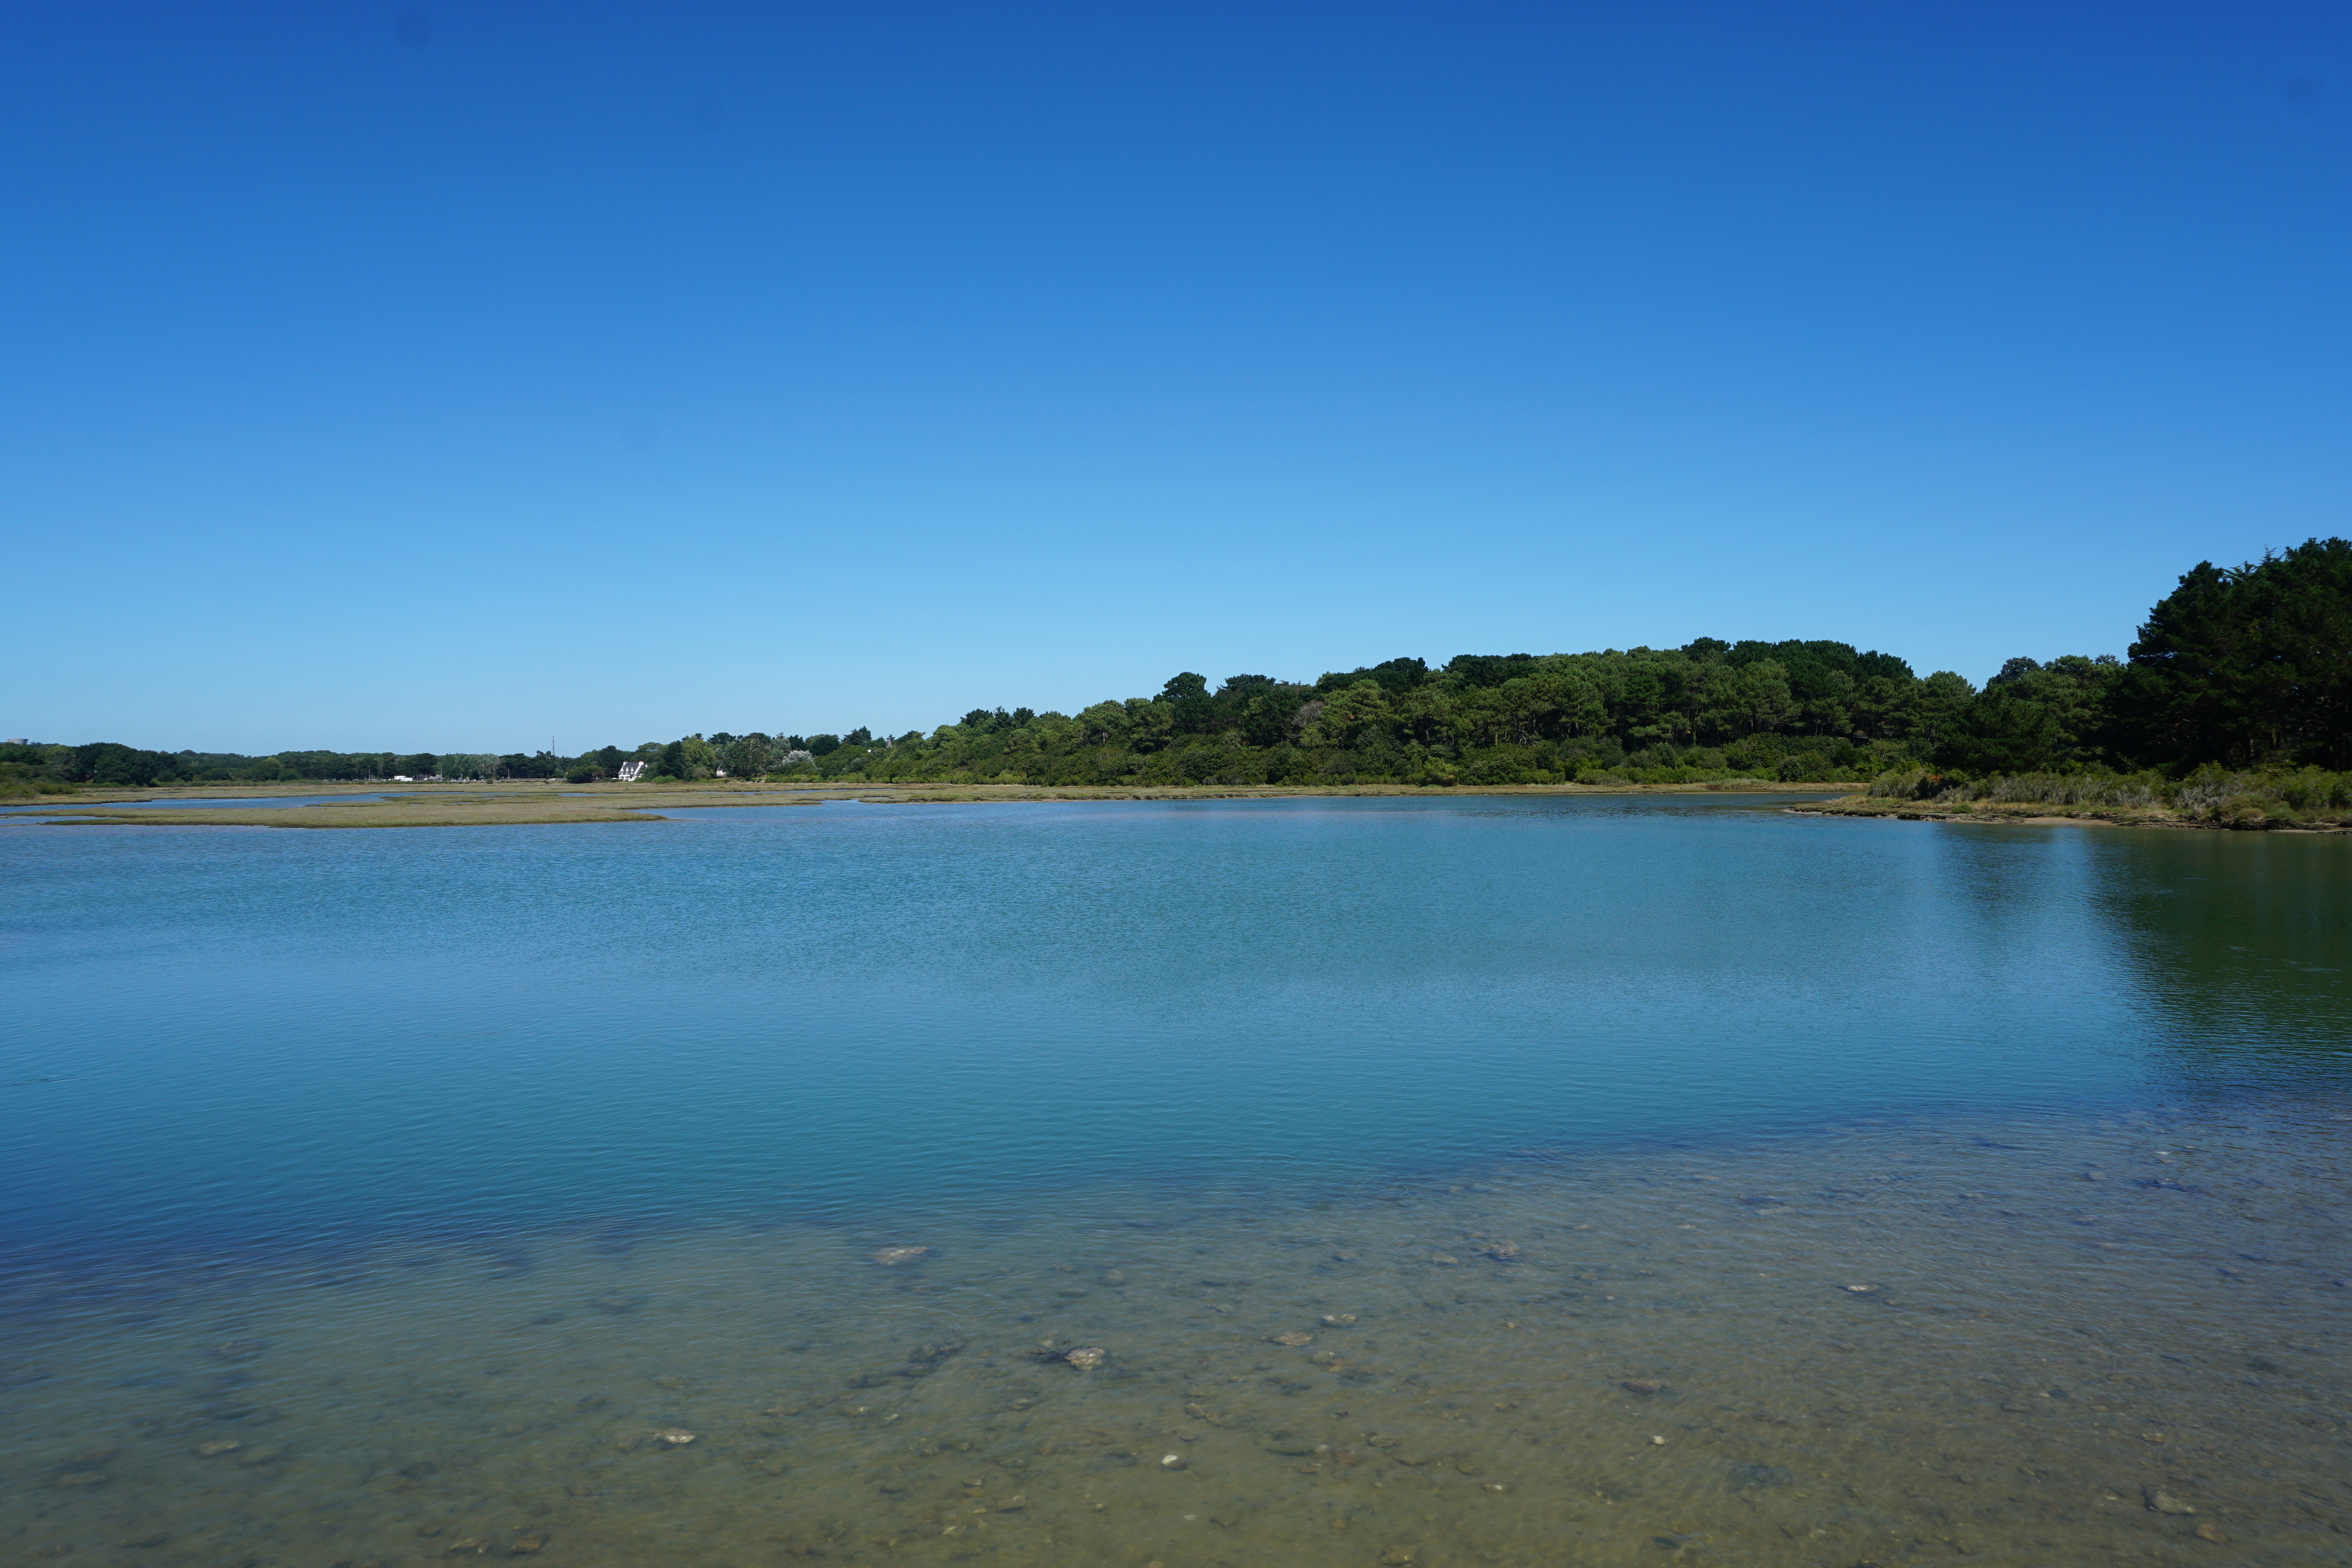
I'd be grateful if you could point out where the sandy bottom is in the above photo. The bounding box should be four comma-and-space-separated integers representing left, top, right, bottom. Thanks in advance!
4, 1101, 2348, 1568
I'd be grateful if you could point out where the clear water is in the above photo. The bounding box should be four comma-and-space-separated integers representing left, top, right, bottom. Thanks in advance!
4, 795, 2348, 1566
0, 793, 399, 815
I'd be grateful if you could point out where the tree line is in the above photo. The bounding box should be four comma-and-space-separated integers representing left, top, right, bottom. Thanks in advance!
7, 538, 2345, 796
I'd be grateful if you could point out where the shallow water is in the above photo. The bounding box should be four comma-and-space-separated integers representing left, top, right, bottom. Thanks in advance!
0, 793, 399, 814
3, 796, 2348, 1566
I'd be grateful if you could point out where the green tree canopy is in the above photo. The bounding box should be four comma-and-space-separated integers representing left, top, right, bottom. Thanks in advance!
2117, 537, 2352, 768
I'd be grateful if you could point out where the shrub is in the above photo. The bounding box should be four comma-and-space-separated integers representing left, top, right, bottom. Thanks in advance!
1860, 763, 2352, 827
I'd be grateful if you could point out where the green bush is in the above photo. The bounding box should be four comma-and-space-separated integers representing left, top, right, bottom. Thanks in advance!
1858, 763, 2352, 826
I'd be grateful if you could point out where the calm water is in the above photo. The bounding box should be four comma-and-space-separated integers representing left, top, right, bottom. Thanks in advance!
0, 794, 397, 814
4, 795, 2348, 1566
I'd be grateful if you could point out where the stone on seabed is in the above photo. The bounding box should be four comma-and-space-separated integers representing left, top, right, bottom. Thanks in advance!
2147, 1489, 2196, 1514
1062, 1346, 1105, 1370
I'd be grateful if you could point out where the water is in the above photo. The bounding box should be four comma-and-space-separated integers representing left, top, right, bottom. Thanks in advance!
0, 794, 410, 814
3, 795, 2348, 1566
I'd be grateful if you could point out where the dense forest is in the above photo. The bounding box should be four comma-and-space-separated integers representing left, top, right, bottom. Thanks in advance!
7, 538, 2347, 797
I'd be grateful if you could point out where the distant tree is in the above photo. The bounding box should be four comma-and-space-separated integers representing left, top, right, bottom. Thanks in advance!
46, 544, 2343, 789
2114, 537, 2352, 768
1317, 657, 1428, 696
1936, 691, 2063, 775
1900, 673, 1976, 753
60, 743, 169, 786
1157, 673, 1213, 734
1988, 656, 2042, 687
1305, 681, 1395, 747
1237, 684, 1314, 748
722, 734, 773, 775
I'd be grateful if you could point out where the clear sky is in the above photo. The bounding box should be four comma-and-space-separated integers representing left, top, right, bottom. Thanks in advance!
6, 2, 2348, 753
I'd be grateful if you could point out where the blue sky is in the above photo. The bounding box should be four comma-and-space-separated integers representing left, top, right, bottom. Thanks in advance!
6, 2, 2347, 753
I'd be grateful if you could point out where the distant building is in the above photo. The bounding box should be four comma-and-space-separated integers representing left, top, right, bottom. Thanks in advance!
616, 760, 647, 782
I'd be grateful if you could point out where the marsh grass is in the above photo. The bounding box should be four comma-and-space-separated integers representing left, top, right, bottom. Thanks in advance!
1833, 764, 2352, 830
21, 778, 1858, 828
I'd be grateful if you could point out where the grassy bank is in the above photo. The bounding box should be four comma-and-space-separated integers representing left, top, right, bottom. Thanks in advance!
1803, 765, 2352, 831
19, 778, 1863, 829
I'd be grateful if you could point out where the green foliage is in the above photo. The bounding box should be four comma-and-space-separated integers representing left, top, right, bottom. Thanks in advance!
719, 733, 773, 777
0, 744, 79, 798
2113, 537, 2352, 768
785, 645, 1923, 788
764, 542, 2346, 787
21, 538, 2344, 794
1862, 763, 2352, 827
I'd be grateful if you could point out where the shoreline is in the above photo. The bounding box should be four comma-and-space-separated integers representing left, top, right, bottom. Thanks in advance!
28, 781, 2348, 833
7, 778, 1865, 830
1796, 795, 2352, 834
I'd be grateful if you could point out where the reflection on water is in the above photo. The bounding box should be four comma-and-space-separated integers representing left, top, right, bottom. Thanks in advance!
2, 801, 2349, 1564
2096, 831, 2352, 1077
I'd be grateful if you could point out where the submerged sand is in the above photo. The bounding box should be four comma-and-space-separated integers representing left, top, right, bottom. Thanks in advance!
3, 1099, 2346, 1566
